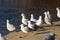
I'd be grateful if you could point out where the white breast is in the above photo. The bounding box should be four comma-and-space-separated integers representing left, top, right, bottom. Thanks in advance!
20, 24, 30, 33
35, 16, 42, 26
44, 12, 51, 25
7, 19, 16, 31
28, 21, 35, 30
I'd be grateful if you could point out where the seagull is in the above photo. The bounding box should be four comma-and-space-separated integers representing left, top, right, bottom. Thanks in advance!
28, 21, 35, 30
30, 14, 37, 22
35, 16, 43, 26
20, 24, 30, 33
46, 11, 51, 20
56, 7, 60, 18
44, 12, 51, 25
0, 33, 5, 40
21, 13, 28, 25
7, 19, 16, 31
43, 33, 55, 40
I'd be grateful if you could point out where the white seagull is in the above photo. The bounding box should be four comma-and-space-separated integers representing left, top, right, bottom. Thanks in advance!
21, 13, 28, 25
30, 14, 37, 22
0, 33, 5, 40
28, 21, 35, 30
56, 7, 60, 18
35, 16, 43, 26
46, 11, 51, 20
44, 12, 51, 25
20, 24, 30, 33
7, 19, 16, 31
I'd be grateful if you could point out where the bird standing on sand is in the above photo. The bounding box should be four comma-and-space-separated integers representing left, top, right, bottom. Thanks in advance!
20, 24, 30, 33
21, 13, 28, 25
7, 19, 16, 31
35, 16, 43, 26
28, 21, 35, 30
46, 11, 51, 20
30, 14, 37, 22
56, 7, 60, 18
44, 12, 51, 25
43, 33, 55, 40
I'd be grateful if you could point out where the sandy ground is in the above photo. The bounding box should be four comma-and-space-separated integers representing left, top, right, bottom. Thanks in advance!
4, 21, 60, 40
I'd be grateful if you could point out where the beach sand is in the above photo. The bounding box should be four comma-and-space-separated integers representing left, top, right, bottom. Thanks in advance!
4, 21, 60, 40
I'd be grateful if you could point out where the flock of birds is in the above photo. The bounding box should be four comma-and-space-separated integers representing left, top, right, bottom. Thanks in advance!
0, 7, 60, 40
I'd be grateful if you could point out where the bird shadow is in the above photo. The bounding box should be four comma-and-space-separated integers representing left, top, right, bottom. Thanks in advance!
15, 26, 21, 32
54, 24, 60, 27
37, 26, 51, 31
42, 24, 53, 27
35, 31, 51, 35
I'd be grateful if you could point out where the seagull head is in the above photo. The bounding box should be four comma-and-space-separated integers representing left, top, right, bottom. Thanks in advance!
28, 21, 31, 24
21, 13, 25, 16
46, 11, 49, 14
44, 12, 47, 15
56, 7, 59, 10
39, 16, 42, 20
7, 19, 9, 23
31, 14, 33, 17
20, 24, 24, 28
